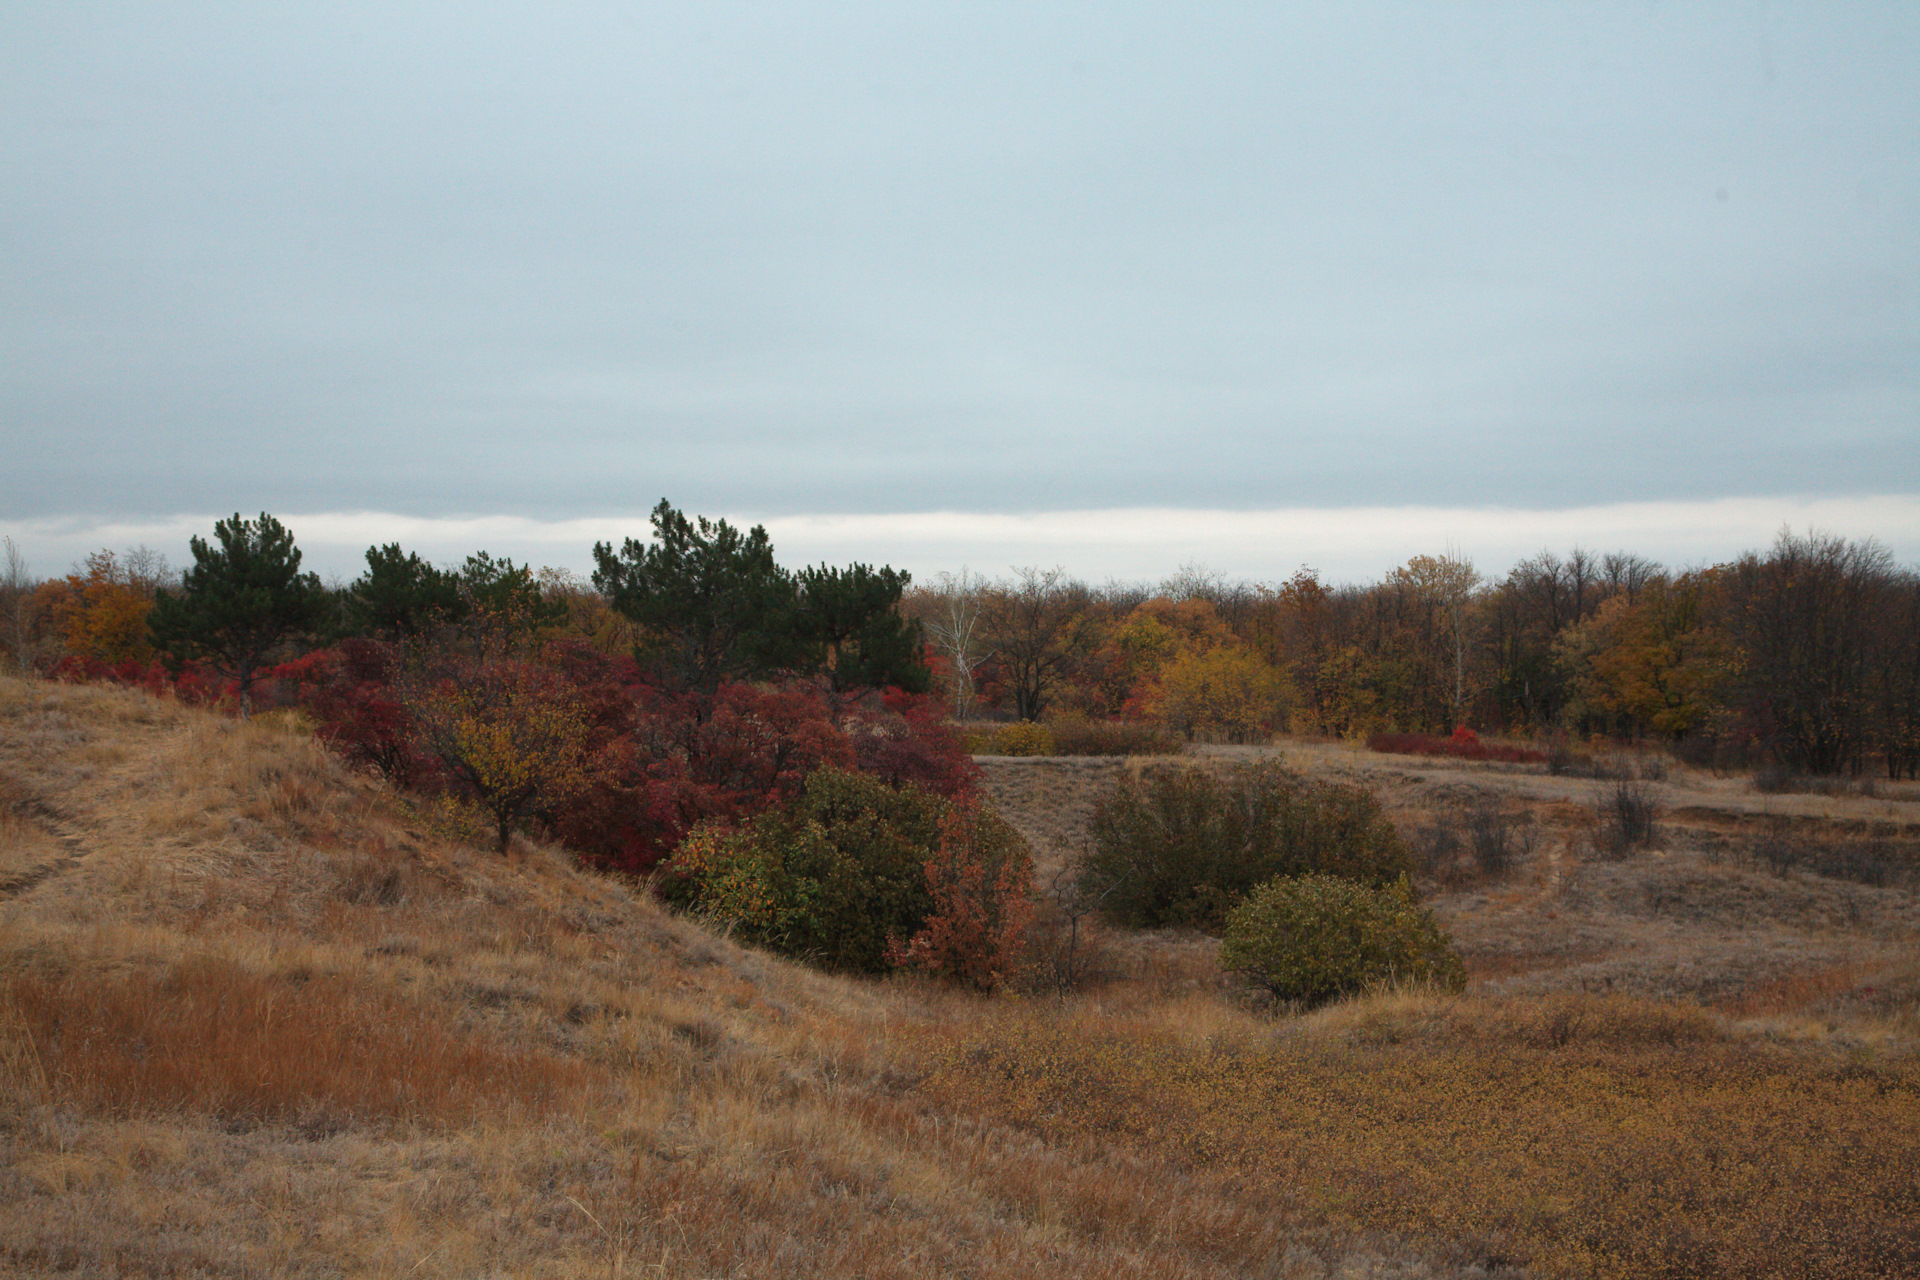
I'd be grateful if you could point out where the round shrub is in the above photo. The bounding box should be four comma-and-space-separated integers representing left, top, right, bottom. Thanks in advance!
1218, 873, 1466, 1007
1075, 761, 1415, 931
663, 765, 1030, 975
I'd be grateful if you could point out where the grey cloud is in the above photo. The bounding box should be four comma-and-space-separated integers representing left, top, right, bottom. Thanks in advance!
3, 3, 1915, 527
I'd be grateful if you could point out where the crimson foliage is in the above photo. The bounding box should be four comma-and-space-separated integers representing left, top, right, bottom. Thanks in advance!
845, 686, 980, 798
271, 641, 428, 784
1367, 727, 1546, 765
276, 636, 976, 875
52, 654, 225, 706
564, 679, 856, 875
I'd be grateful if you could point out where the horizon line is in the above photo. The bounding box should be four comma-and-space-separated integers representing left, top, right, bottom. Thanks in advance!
6, 493, 1918, 586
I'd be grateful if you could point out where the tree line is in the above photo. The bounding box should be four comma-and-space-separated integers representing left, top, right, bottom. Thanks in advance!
4, 517, 1917, 779
906, 536, 1920, 779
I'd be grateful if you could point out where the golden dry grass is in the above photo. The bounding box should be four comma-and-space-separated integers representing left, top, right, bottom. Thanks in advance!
0, 806, 63, 885
920, 992, 1920, 1279
5, 953, 591, 1128
2, 678, 1917, 1277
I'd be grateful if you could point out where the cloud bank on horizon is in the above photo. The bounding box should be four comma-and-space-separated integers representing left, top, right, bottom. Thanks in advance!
8, 495, 1919, 591
3, 4, 1915, 569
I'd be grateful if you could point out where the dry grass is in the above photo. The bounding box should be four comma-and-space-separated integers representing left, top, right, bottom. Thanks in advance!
0, 805, 64, 885
3, 953, 591, 1129
921, 991, 1920, 1279
3, 679, 1918, 1277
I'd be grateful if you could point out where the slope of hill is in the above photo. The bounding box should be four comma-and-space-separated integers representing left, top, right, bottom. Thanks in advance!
4, 677, 1918, 1278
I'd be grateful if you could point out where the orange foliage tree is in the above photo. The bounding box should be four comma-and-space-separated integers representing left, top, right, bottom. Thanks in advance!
39, 548, 171, 669
1555, 572, 1738, 739
885, 801, 1034, 990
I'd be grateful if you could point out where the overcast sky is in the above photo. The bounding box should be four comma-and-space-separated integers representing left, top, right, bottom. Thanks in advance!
4, 3, 1916, 584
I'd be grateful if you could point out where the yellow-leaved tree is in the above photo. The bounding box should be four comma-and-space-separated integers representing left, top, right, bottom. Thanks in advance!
1554, 572, 1738, 739
400, 650, 601, 854
1076, 595, 1236, 720
1389, 551, 1483, 730
1147, 645, 1290, 742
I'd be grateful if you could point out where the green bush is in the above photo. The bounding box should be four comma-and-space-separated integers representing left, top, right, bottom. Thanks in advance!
664, 766, 1029, 975
1075, 761, 1415, 931
1219, 873, 1465, 1007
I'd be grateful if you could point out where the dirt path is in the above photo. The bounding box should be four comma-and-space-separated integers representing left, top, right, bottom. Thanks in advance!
0, 678, 213, 906
0, 792, 87, 900
1194, 739, 1920, 827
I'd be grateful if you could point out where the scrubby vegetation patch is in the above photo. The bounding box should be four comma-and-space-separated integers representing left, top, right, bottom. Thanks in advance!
661, 766, 1032, 981
1219, 873, 1466, 1007
1075, 761, 1417, 931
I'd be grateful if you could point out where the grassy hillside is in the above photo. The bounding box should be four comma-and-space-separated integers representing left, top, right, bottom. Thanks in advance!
4, 677, 1918, 1278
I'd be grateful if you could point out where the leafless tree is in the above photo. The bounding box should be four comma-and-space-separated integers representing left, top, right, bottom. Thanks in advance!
1563, 547, 1600, 625
1157, 559, 1226, 603
1870, 569, 1920, 779
914, 568, 993, 719
1039, 853, 1125, 994
980, 566, 1095, 721
1600, 551, 1660, 601
1722, 529, 1897, 775
2, 537, 39, 676
118, 544, 174, 596
1090, 578, 1151, 613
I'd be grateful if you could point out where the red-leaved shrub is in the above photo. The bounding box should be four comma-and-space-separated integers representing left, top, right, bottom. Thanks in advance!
552, 677, 853, 875
269, 634, 980, 876
886, 801, 1034, 990
54, 655, 226, 707
1366, 728, 1547, 765
271, 641, 429, 784
845, 688, 981, 798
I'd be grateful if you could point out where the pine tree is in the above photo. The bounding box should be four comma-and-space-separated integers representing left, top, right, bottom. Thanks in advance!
795, 562, 930, 697
149, 513, 326, 715
591, 499, 805, 690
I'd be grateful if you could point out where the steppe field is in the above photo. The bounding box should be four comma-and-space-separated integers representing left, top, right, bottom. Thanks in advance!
4, 675, 1919, 1278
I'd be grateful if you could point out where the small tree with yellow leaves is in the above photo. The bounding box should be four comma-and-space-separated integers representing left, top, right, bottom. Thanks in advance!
400, 649, 599, 854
